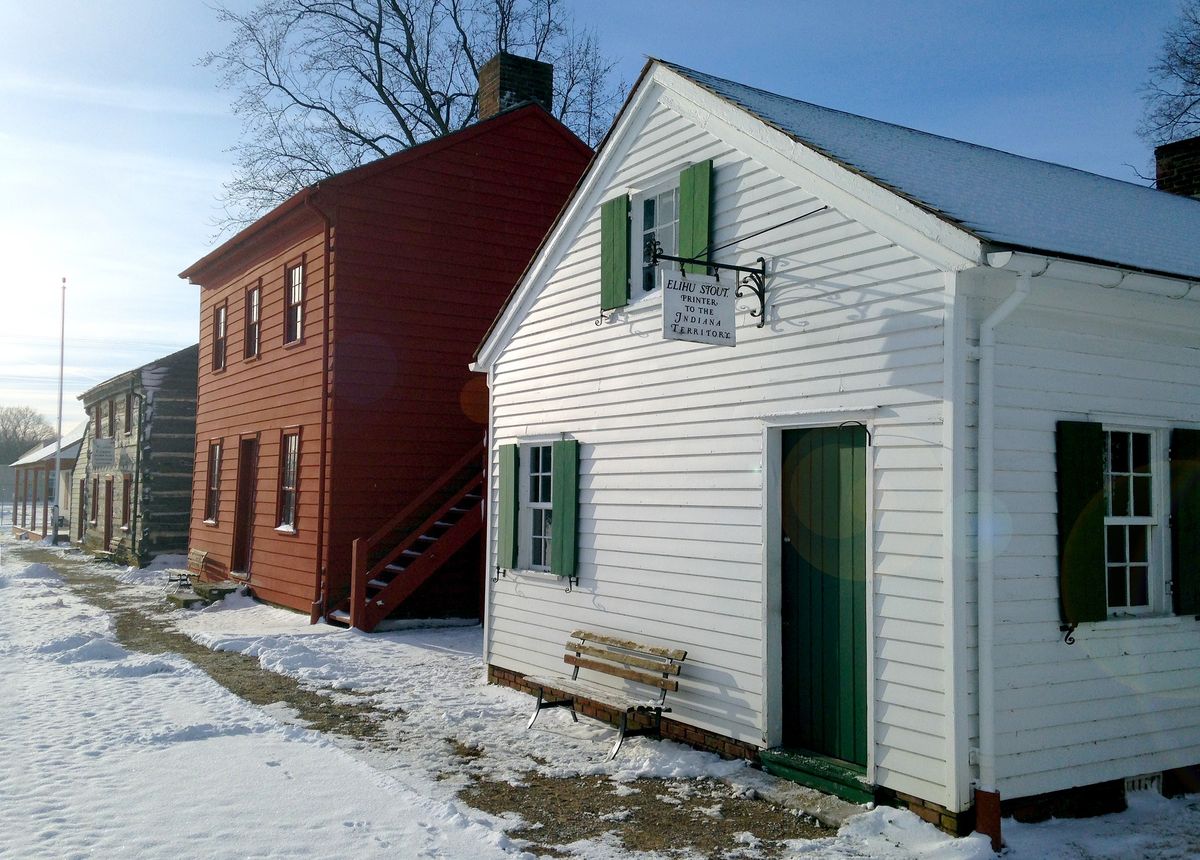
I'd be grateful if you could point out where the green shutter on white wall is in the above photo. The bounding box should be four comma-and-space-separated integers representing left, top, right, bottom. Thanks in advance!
678, 159, 713, 274
1055, 421, 1107, 625
497, 444, 518, 570
600, 196, 630, 310
1170, 428, 1200, 615
550, 439, 579, 578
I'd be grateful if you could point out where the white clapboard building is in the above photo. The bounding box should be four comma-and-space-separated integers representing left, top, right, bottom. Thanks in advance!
472, 59, 1200, 842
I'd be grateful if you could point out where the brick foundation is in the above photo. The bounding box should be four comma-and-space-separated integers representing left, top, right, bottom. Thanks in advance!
877, 788, 976, 837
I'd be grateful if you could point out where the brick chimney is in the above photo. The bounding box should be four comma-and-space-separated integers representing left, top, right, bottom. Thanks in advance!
477, 52, 553, 121
1155, 136, 1200, 198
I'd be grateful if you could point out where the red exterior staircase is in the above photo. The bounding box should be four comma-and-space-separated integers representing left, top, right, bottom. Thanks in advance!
328, 441, 485, 631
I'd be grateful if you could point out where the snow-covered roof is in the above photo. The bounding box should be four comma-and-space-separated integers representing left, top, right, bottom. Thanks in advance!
664, 61, 1200, 281
10, 426, 85, 468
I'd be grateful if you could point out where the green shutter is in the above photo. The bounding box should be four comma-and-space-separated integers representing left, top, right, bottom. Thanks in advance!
1055, 421, 1107, 624
678, 159, 713, 274
1170, 428, 1200, 615
550, 438, 579, 578
497, 444, 518, 569
600, 196, 630, 311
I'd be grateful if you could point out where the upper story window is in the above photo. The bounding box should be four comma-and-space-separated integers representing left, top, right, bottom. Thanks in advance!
1104, 428, 1164, 615
93, 406, 102, 439
213, 303, 228, 371
123, 395, 133, 435
285, 263, 304, 344
245, 284, 261, 358
635, 182, 678, 294
106, 398, 115, 437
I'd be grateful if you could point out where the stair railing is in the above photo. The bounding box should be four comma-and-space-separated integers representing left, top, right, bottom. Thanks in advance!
350, 439, 485, 628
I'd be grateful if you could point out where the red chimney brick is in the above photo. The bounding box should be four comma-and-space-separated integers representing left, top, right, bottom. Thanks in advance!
477, 52, 553, 120
1155, 136, 1200, 197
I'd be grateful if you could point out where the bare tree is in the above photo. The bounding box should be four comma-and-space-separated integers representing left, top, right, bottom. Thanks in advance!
0, 406, 54, 465
1141, 0, 1200, 145
205, 0, 622, 228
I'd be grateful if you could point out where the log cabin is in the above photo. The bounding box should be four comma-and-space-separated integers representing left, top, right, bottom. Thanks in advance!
73, 344, 198, 564
180, 53, 590, 628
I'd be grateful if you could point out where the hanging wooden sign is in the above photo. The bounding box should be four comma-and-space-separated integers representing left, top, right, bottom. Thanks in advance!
661, 270, 736, 346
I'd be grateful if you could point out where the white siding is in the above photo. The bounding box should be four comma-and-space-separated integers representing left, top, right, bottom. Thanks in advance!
486, 92, 956, 807
976, 275, 1200, 800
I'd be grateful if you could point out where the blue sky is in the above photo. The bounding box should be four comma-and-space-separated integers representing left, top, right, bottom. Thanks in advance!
0, 0, 1183, 430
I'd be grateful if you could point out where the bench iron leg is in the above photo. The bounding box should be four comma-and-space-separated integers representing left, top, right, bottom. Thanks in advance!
526, 688, 576, 730
607, 713, 628, 761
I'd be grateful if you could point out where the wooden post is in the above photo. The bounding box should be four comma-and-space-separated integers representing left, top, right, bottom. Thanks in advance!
349, 537, 366, 629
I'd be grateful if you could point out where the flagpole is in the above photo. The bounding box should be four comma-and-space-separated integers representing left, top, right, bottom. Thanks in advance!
50, 276, 65, 545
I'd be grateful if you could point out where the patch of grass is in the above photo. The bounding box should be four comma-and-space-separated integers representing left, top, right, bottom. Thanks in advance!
461, 772, 829, 858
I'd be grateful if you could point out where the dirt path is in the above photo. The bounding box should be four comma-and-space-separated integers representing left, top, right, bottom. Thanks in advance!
13, 543, 831, 858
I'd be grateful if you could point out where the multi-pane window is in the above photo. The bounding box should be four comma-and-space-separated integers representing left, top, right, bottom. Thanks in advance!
106, 398, 115, 437
93, 405, 101, 439
90, 477, 99, 522
285, 264, 304, 343
278, 432, 299, 529
204, 442, 222, 523
525, 444, 553, 570
639, 185, 678, 293
1104, 429, 1156, 613
124, 395, 132, 435
245, 285, 261, 358
213, 303, 228, 371
121, 475, 132, 527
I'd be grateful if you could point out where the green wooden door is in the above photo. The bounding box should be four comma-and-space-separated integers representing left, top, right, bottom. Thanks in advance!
780, 426, 868, 766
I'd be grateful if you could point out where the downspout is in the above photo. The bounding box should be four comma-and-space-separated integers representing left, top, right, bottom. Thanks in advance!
305, 192, 333, 623
131, 384, 144, 564
975, 250, 1046, 848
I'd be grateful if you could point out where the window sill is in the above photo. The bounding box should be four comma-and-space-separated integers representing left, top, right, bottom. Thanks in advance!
202, 518, 218, 527
282, 337, 306, 350
120, 525, 130, 532
502, 567, 562, 580
1081, 614, 1195, 637
275, 525, 297, 535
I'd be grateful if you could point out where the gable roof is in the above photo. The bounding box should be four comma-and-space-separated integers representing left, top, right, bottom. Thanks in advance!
10, 427, 84, 468
663, 60, 1200, 281
180, 104, 588, 286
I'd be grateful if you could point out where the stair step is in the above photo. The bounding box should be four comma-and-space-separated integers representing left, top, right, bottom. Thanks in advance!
327, 609, 351, 625
417, 535, 437, 542
384, 563, 408, 573
367, 579, 389, 589
401, 549, 421, 557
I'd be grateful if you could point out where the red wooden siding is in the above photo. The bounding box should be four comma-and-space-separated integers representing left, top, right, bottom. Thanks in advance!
185, 105, 588, 616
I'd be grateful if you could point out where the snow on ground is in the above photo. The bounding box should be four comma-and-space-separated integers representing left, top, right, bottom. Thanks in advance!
4, 537, 1200, 858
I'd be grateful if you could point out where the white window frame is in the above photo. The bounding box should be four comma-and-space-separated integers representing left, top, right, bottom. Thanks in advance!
1102, 424, 1169, 617
518, 442, 553, 572
630, 177, 680, 302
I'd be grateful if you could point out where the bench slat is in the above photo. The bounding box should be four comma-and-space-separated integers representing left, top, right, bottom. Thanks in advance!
570, 642, 681, 675
565, 655, 679, 692
570, 629, 687, 661
525, 675, 666, 711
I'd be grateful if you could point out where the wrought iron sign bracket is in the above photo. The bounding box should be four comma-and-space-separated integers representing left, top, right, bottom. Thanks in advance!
649, 241, 768, 327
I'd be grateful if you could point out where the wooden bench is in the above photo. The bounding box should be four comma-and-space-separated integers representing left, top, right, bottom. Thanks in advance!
524, 630, 687, 760
169, 548, 207, 585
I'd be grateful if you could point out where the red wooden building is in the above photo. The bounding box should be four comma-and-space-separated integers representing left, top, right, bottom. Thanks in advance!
180, 54, 590, 627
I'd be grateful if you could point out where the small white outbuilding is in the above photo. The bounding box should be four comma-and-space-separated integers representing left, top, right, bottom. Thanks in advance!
472, 59, 1200, 843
